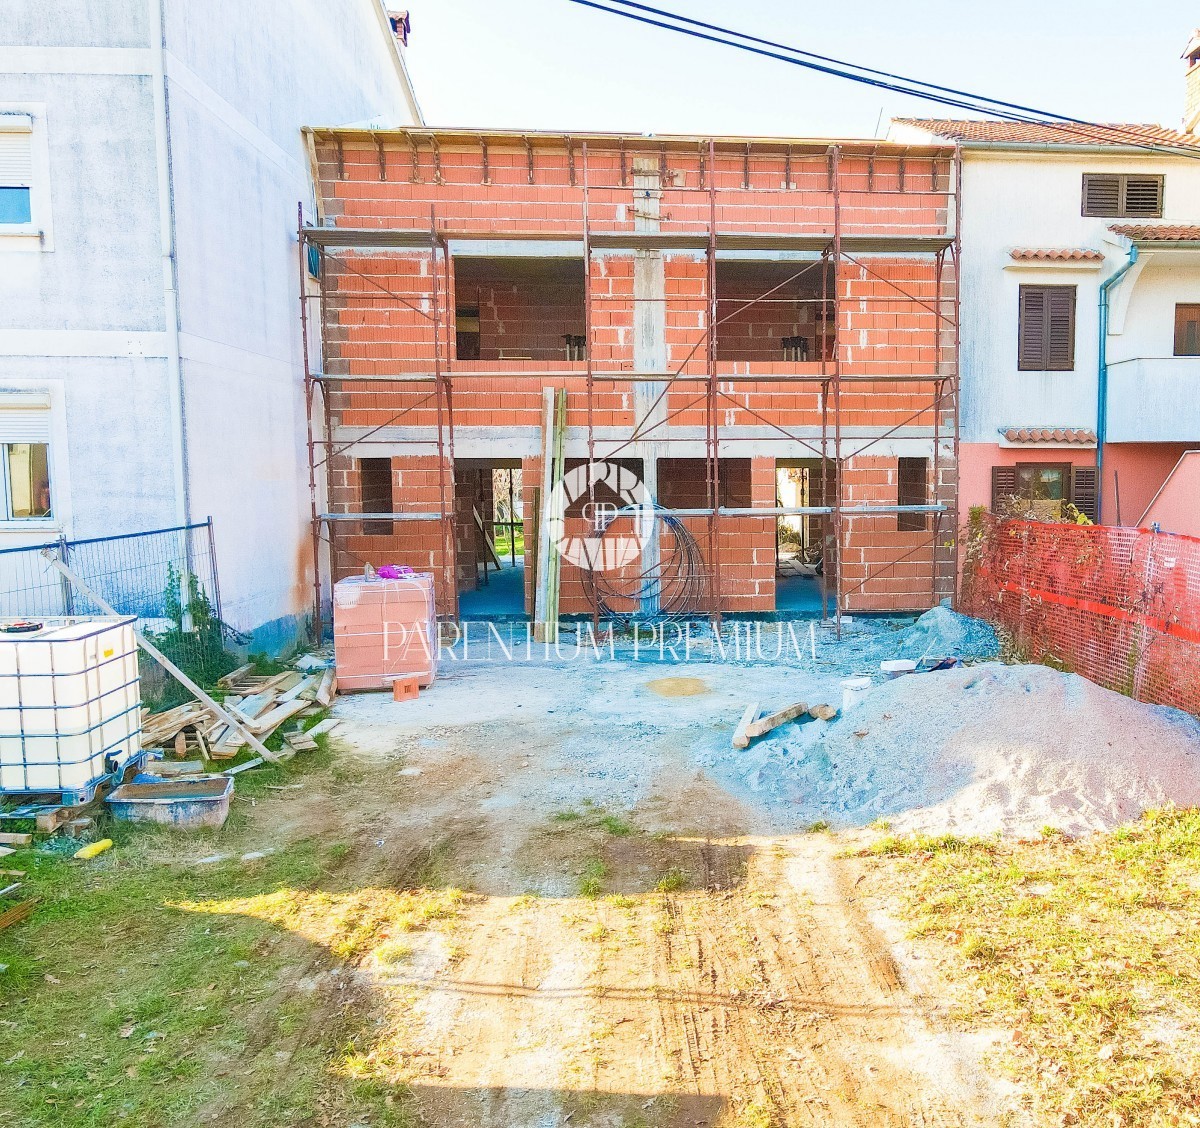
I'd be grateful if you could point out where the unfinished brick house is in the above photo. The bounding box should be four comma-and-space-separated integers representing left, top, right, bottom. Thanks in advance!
302, 127, 961, 625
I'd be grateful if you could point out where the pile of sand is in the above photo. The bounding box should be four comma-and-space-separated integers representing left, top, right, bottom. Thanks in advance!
818, 605, 1000, 676
735, 663, 1200, 836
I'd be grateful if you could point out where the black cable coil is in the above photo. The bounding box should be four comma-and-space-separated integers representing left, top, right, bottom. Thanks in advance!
581, 504, 707, 623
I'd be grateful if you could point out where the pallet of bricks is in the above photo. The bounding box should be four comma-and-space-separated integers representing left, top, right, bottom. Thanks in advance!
139, 664, 338, 762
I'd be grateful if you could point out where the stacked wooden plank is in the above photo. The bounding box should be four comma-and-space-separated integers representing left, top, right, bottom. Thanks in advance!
139, 666, 337, 762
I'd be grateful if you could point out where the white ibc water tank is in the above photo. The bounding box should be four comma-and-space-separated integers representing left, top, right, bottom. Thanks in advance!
0, 617, 142, 798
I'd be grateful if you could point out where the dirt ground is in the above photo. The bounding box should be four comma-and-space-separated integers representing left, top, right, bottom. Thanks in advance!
227, 659, 1018, 1126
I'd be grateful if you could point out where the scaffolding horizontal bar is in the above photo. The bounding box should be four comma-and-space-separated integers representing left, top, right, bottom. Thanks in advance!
304, 226, 954, 254
319, 512, 441, 522
668, 505, 947, 517
312, 370, 949, 384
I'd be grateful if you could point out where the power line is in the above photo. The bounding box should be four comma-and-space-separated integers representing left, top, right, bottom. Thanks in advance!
602, 0, 1082, 126
564, 0, 1200, 161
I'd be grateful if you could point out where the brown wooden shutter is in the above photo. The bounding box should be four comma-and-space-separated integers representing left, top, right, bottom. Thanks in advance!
1175, 304, 1200, 356
1123, 176, 1164, 218
1019, 286, 1075, 371
1018, 287, 1047, 370
991, 465, 1018, 513
1082, 173, 1163, 217
1082, 173, 1121, 216
1046, 287, 1076, 370
1070, 466, 1099, 523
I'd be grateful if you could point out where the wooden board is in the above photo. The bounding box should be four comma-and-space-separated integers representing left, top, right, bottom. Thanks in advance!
217, 663, 254, 689
246, 698, 309, 736
744, 701, 810, 740
732, 703, 760, 749
0, 832, 32, 847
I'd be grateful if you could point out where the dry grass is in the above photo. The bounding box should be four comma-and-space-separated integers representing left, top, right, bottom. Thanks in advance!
860, 808, 1200, 1126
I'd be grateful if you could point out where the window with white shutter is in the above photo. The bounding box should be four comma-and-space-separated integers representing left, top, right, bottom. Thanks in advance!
0, 115, 33, 227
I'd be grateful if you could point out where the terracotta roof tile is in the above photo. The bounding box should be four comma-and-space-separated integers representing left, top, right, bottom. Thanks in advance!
1001, 427, 1097, 445
894, 119, 1200, 149
1010, 248, 1104, 262
1110, 224, 1200, 241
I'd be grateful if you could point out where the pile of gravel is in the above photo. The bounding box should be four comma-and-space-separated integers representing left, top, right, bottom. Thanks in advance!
720, 662, 1200, 836
815, 605, 1000, 677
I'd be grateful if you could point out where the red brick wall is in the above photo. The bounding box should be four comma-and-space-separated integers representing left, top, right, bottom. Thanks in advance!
839, 455, 954, 613
316, 139, 950, 239
327, 454, 455, 613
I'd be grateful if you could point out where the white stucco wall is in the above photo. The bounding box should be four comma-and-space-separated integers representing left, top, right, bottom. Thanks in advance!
951, 150, 1200, 446
0, 0, 419, 647
162, 0, 420, 643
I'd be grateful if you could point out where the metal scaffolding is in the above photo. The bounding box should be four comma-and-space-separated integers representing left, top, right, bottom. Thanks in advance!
299, 130, 962, 637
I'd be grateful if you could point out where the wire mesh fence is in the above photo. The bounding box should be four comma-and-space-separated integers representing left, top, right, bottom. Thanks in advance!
961, 516, 1200, 716
0, 521, 241, 704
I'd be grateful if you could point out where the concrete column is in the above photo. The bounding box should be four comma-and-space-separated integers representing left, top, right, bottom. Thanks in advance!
632, 158, 666, 616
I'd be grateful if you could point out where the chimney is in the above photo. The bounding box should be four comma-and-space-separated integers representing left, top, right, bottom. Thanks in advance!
388, 9, 411, 46
1184, 29, 1200, 133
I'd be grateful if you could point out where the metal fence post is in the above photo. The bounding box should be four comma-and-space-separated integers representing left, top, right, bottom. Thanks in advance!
57, 534, 75, 616
205, 516, 223, 624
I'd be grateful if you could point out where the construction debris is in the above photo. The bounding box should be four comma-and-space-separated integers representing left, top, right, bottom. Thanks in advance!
735, 700, 838, 748
139, 660, 338, 768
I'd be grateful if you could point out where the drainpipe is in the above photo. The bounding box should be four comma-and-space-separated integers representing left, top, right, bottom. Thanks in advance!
1096, 243, 1138, 525
149, 0, 190, 529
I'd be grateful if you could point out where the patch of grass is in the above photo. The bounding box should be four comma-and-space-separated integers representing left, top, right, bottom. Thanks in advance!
860, 832, 998, 858
606, 893, 637, 909
578, 857, 607, 899
805, 820, 832, 834
598, 814, 635, 837
551, 809, 583, 823
0, 777, 453, 1128
655, 867, 688, 893
864, 806, 1200, 1124
374, 939, 413, 966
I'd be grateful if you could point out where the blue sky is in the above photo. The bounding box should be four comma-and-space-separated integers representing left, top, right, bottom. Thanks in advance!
400, 1, 1197, 137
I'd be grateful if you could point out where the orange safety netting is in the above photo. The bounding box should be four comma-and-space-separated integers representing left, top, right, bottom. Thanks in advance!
962, 519, 1200, 717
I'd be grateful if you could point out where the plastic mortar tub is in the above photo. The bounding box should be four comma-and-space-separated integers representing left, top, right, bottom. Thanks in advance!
107, 776, 233, 829
840, 676, 873, 711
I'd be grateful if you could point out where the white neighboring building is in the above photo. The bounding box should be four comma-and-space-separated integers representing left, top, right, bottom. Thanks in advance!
892, 41, 1200, 532
0, 0, 420, 647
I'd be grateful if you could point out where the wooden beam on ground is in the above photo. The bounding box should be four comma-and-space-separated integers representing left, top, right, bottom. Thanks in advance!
745, 701, 810, 740
732, 703, 760, 749
217, 664, 254, 689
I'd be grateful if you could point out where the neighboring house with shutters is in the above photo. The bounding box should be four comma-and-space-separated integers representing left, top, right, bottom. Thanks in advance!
892, 39, 1200, 533
0, 1, 420, 646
